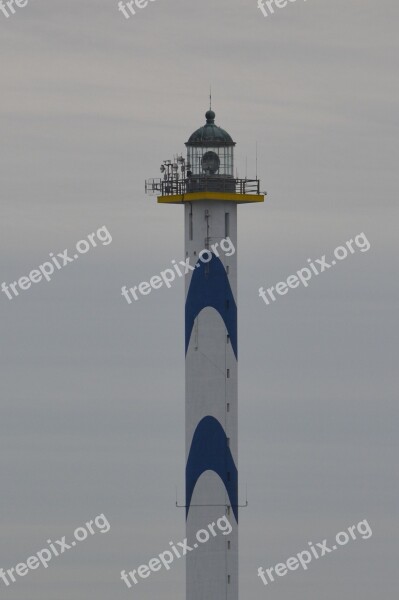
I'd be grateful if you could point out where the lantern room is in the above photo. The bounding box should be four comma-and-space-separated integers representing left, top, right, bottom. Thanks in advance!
185, 110, 235, 178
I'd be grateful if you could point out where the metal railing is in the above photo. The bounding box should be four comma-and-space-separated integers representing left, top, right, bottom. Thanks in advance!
145, 176, 261, 196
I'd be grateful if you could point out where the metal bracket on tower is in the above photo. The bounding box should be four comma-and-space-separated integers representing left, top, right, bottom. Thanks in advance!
175, 502, 248, 509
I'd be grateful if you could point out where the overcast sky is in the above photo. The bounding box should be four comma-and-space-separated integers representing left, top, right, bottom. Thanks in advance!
0, 0, 398, 598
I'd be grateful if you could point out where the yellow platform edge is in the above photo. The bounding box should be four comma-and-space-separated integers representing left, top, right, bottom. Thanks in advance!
157, 192, 265, 204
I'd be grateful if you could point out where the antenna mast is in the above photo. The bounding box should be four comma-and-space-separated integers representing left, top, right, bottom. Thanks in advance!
256, 141, 258, 180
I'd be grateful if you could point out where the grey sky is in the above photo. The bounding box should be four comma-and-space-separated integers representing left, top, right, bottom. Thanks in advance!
0, 0, 397, 598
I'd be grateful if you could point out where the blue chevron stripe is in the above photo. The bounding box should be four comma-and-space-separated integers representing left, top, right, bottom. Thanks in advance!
186, 416, 238, 522
185, 254, 237, 359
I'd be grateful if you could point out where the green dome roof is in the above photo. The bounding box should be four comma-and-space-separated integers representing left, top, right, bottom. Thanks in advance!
186, 111, 236, 147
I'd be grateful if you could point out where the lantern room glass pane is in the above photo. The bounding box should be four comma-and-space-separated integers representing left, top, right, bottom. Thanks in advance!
187, 145, 234, 177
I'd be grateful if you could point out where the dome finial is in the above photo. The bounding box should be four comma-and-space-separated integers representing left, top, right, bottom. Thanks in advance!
205, 109, 215, 124
205, 86, 215, 123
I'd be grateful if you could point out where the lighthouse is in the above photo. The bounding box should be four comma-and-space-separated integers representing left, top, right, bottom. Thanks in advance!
146, 108, 264, 600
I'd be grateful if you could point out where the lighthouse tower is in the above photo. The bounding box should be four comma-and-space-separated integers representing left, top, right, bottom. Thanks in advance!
146, 109, 264, 600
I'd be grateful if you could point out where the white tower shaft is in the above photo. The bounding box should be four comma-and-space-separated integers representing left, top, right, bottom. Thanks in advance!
185, 200, 238, 600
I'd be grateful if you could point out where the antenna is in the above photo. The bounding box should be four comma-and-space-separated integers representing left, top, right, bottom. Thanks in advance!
256, 141, 258, 179
245, 156, 247, 179
209, 85, 212, 110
